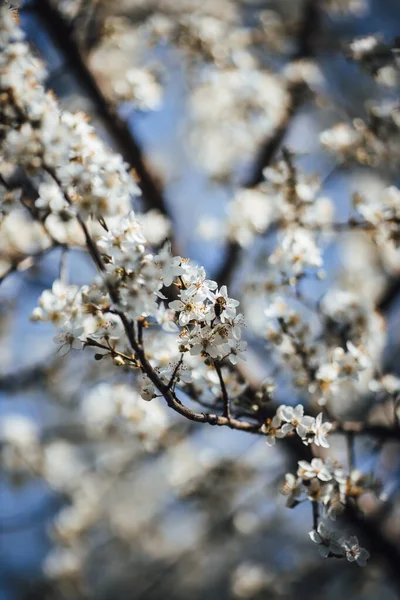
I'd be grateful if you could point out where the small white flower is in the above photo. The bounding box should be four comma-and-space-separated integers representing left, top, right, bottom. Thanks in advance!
140, 376, 157, 401
309, 523, 345, 558
297, 458, 332, 482
169, 298, 205, 326
156, 304, 179, 333
54, 325, 84, 355
226, 340, 247, 365
261, 414, 292, 446
342, 536, 370, 567
155, 245, 185, 287
312, 413, 332, 448
35, 182, 69, 213
281, 473, 302, 507
349, 35, 380, 60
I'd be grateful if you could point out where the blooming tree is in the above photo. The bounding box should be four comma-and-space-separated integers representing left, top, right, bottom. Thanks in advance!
0, 0, 400, 598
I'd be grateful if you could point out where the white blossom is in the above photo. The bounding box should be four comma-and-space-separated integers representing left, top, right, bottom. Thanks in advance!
342, 536, 370, 566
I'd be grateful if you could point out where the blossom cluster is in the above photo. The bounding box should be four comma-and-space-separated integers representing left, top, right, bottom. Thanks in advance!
0, 8, 139, 220
313, 341, 371, 405
348, 35, 400, 87
0, 7, 246, 409
320, 104, 400, 169
224, 155, 333, 255
283, 457, 378, 515
30, 228, 246, 400
282, 457, 378, 566
262, 405, 332, 448
187, 69, 288, 178
353, 186, 400, 248
88, 0, 290, 179
264, 298, 318, 389
2, 4, 399, 588
309, 524, 370, 567
248, 274, 379, 409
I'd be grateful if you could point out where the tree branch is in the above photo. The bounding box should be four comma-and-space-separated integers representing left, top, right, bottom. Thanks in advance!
214, 360, 231, 420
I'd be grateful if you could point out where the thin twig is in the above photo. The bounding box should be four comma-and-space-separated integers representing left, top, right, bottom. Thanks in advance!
346, 431, 355, 472
214, 360, 231, 420
166, 354, 184, 392
312, 499, 320, 531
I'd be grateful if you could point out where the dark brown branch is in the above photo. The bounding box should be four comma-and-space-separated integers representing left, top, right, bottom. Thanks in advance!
137, 318, 144, 348
378, 276, 400, 312
0, 360, 59, 393
294, 0, 322, 60
333, 421, 400, 442
214, 360, 231, 420
166, 354, 184, 391
312, 499, 320, 531
346, 430, 355, 471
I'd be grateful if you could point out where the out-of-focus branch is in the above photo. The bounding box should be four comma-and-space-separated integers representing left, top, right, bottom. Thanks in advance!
0, 243, 60, 285
23, 0, 171, 222
378, 276, 400, 312
214, 360, 231, 420
248, 0, 322, 187
333, 421, 400, 441
0, 357, 63, 393
216, 0, 322, 286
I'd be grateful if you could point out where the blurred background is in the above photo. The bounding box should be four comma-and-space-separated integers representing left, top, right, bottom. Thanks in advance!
1, 0, 400, 598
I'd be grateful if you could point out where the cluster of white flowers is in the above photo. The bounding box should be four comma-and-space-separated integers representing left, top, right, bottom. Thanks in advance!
139, 328, 247, 406
0, 7, 246, 409
188, 68, 288, 178
353, 186, 400, 247
3, 5, 400, 586
224, 157, 332, 279
226, 188, 275, 248
283, 457, 378, 515
321, 103, 400, 168
140, 265, 247, 398
114, 67, 163, 110
262, 159, 331, 227
269, 227, 323, 278
262, 405, 332, 448
0, 7, 139, 220
309, 524, 370, 566
88, 0, 290, 178
264, 298, 318, 383
259, 285, 379, 412
30, 225, 246, 395
313, 341, 371, 404
282, 457, 377, 566
348, 35, 400, 87
81, 383, 168, 449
